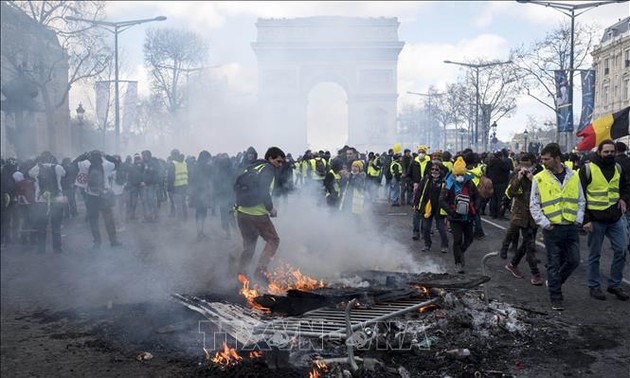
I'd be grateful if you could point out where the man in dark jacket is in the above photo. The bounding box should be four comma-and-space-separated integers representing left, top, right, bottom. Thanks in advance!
415, 161, 449, 253
235, 147, 286, 283
503, 153, 543, 285
486, 151, 512, 219
580, 140, 630, 301
615, 141, 630, 253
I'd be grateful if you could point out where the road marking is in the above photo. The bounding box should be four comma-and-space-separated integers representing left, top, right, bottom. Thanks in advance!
482, 217, 630, 286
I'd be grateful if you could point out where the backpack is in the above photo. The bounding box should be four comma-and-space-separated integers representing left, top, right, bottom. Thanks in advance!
455, 185, 471, 215
38, 164, 59, 197
477, 176, 494, 199
315, 159, 327, 177
233, 164, 265, 207
87, 167, 104, 194
114, 166, 127, 186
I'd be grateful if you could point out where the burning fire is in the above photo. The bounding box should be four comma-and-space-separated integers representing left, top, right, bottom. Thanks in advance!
237, 264, 326, 312
419, 304, 439, 313
411, 285, 431, 297
211, 342, 243, 367
249, 351, 263, 359
266, 264, 326, 295
309, 359, 328, 378
237, 274, 271, 313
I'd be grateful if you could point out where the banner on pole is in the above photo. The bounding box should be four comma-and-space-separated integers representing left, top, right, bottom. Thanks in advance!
94, 81, 111, 130
122, 81, 138, 134
578, 70, 595, 132
554, 70, 573, 133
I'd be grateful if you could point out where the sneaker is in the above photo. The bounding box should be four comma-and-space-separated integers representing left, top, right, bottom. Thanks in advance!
607, 287, 630, 301
421, 246, 430, 252
474, 234, 486, 240
412, 232, 420, 241
455, 263, 465, 274
254, 268, 269, 284
589, 288, 606, 300
530, 273, 544, 286
440, 247, 449, 254
550, 299, 565, 311
505, 263, 523, 278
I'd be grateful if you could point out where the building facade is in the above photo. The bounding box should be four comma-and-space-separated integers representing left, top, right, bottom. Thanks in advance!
591, 17, 630, 119
0, 2, 70, 159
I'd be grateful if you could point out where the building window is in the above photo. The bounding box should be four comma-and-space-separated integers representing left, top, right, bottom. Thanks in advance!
603, 85, 610, 108
625, 49, 630, 68
624, 78, 630, 101
604, 58, 610, 75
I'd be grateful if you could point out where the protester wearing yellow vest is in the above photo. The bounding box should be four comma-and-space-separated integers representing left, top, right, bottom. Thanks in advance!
415, 161, 449, 253
235, 147, 285, 284
578, 140, 629, 301
389, 155, 403, 206
168, 149, 189, 222
530, 143, 586, 311
366, 152, 382, 200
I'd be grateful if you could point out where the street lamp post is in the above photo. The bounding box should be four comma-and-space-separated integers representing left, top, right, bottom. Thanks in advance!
458, 127, 466, 152
523, 129, 529, 153
407, 91, 444, 149
443, 59, 512, 152
517, 0, 625, 152
65, 15, 167, 153
75, 103, 85, 152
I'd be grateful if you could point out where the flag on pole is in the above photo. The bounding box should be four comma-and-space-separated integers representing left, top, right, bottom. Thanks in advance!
122, 81, 138, 133
576, 106, 629, 151
578, 70, 595, 132
95, 81, 111, 130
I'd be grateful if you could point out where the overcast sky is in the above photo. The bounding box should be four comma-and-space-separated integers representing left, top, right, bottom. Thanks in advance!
70, 1, 629, 152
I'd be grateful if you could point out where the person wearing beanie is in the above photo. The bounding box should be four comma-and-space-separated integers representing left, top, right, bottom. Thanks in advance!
440, 156, 478, 273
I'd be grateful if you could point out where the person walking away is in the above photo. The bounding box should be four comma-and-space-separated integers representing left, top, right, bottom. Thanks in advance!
416, 161, 449, 253
323, 158, 343, 210
486, 150, 512, 219
440, 156, 477, 273
504, 153, 544, 285
140, 150, 160, 223
167, 149, 189, 223
366, 152, 381, 200
189, 151, 213, 240
466, 153, 486, 239
530, 143, 586, 311
28, 152, 66, 254
389, 154, 402, 206
401, 149, 413, 205
580, 140, 629, 301
78, 151, 122, 249
60, 157, 79, 218
234, 147, 285, 283
126, 154, 143, 220
213, 153, 237, 239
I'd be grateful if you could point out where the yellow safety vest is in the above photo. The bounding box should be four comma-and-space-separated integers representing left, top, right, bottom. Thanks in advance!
585, 163, 620, 211
173, 161, 188, 187
534, 169, 580, 224
367, 160, 381, 177
469, 165, 484, 186
310, 158, 326, 181
443, 161, 453, 173
414, 156, 429, 177
237, 163, 275, 216
390, 161, 402, 177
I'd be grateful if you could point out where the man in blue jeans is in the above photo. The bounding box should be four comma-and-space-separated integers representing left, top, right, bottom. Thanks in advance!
530, 143, 586, 311
580, 140, 629, 301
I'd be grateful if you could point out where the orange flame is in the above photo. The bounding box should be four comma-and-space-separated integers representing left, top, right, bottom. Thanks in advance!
411, 285, 431, 297
211, 342, 243, 367
249, 351, 263, 359
266, 264, 326, 295
237, 274, 271, 313
313, 359, 328, 371
419, 304, 439, 313
309, 369, 320, 378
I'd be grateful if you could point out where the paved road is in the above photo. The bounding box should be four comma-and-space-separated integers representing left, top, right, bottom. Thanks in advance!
1, 192, 629, 377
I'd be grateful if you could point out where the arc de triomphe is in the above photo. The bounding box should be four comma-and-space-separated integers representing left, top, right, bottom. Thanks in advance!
252, 16, 404, 154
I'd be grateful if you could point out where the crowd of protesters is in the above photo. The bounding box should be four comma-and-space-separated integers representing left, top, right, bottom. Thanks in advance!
1, 140, 629, 310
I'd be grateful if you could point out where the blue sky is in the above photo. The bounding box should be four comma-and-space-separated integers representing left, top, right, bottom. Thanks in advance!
71, 1, 630, 151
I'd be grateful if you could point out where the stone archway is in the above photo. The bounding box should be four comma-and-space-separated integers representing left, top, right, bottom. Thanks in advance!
252, 16, 404, 154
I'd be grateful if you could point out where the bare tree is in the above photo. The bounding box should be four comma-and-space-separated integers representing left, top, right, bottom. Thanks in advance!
143, 27, 208, 117
511, 20, 598, 113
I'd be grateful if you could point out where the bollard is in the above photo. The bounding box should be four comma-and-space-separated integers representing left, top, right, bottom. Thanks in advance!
481, 251, 500, 304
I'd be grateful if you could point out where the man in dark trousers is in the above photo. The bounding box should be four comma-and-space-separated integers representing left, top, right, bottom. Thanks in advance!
234, 147, 286, 283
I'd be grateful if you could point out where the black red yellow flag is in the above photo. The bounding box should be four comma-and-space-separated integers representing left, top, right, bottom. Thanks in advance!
576, 106, 629, 151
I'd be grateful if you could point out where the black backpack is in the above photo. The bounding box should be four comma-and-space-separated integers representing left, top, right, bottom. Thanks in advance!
315, 158, 327, 177
87, 167, 105, 194
233, 163, 266, 207
38, 164, 59, 197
